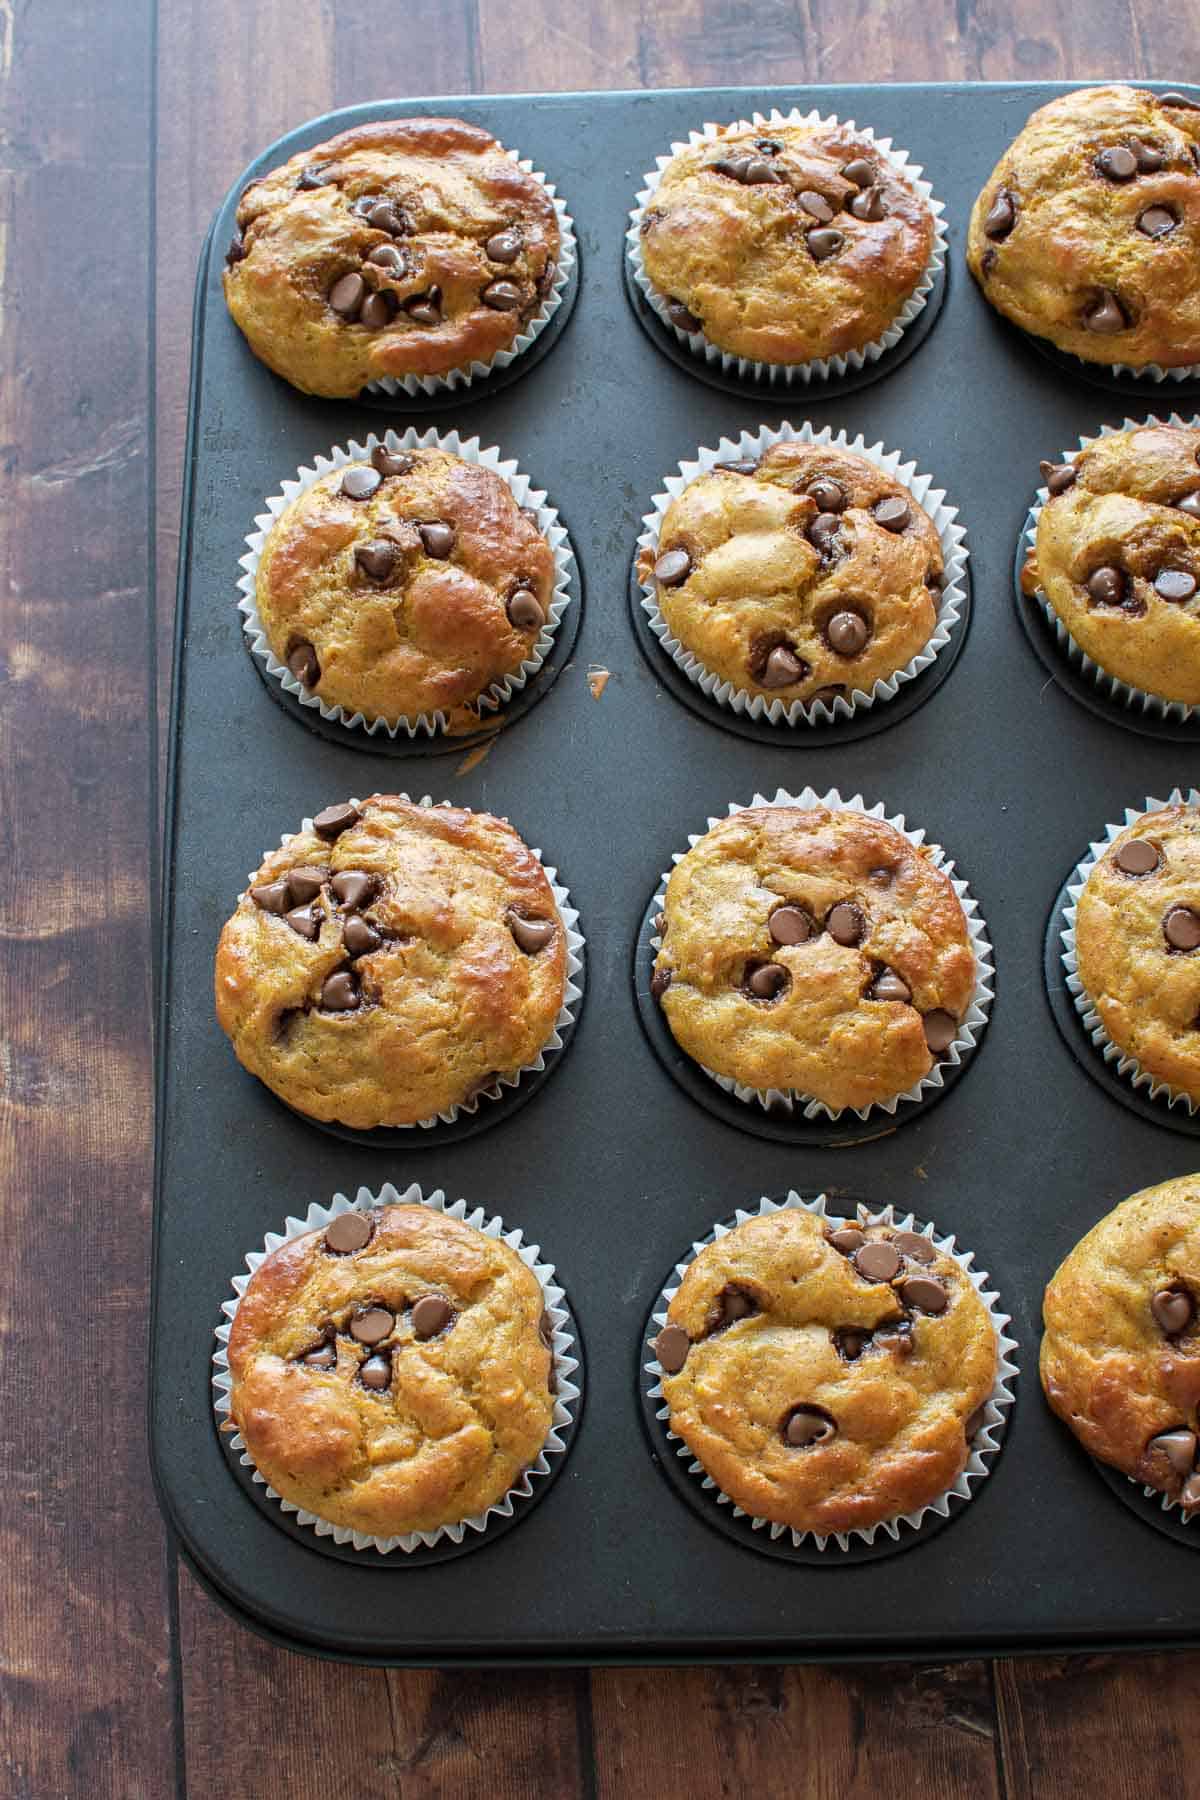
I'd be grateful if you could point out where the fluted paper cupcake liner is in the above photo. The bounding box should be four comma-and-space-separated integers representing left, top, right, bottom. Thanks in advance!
644, 1191, 1017, 1554
365, 152, 576, 397
1023, 414, 1200, 722
249, 793, 584, 1131
1061, 787, 1200, 1114
650, 786, 993, 1122
238, 428, 575, 740
213, 1182, 581, 1555
638, 421, 968, 727
627, 107, 947, 387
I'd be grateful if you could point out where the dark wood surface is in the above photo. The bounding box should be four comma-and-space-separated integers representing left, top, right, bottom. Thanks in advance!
6, 1, 1199, 1794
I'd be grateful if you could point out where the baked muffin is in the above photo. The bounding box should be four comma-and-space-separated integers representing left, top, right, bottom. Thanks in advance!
1022, 426, 1200, 706
638, 118, 935, 365
223, 118, 561, 397
637, 441, 945, 711
1041, 1176, 1200, 1509
652, 1207, 997, 1536
227, 1202, 556, 1537
215, 796, 568, 1129
652, 805, 978, 1112
1073, 802, 1200, 1103
253, 443, 556, 727
968, 86, 1200, 369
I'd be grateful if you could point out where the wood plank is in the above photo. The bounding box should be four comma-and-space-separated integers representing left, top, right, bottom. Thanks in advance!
995, 1654, 1200, 1799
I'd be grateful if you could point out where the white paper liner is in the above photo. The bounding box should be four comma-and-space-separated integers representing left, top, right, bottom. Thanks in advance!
1061, 787, 1200, 1115
364, 151, 576, 396
1127, 1472, 1200, 1525
248, 792, 584, 1130
238, 429, 575, 740
651, 786, 994, 1122
638, 421, 969, 727
644, 1191, 1018, 1553
626, 107, 947, 386
212, 1182, 581, 1555
1023, 414, 1200, 722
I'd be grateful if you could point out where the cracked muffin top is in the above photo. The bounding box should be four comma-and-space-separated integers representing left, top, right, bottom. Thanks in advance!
254, 444, 555, 727
637, 441, 944, 710
1074, 803, 1200, 1102
214, 796, 567, 1130
653, 1208, 997, 1535
1041, 1177, 1200, 1510
227, 1203, 556, 1536
651, 806, 977, 1113
967, 86, 1200, 368
223, 117, 560, 396
638, 117, 935, 365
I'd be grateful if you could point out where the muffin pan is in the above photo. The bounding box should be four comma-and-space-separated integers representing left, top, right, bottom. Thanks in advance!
154, 82, 1200, 1665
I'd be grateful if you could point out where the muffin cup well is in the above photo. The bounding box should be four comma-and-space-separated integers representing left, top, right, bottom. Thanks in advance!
213, 1182, 582, 1555
637, 421, 968, 729
643, 1191, 1017, 1556
238, 429, 575, 741
1061, 788, 1200, 1117
1022, 415, 1200, 724
364, 151, 576, 398
626, 107, 947, 388
649, 786, 994, 1124
244, 794, 584, 1134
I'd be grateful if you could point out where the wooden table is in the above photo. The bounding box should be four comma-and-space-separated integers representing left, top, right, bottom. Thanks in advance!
7, 2, 1197, 1793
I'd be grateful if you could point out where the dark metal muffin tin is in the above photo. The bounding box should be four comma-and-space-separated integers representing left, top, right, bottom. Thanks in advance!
153, 81, 1200, 1666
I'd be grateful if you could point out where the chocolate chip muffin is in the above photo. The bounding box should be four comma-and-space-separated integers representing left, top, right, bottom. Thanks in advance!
223, 118, 561, 397
227, 1202, 556, 1537
214, 797, 568, 1129
637, 441, 945, 710
653, 1207, 997, 1536
652, 805, 978, 1112
1074, 803, 1200, 1103
1023, 426, 1200, 706
968, 86, 1200, 369
1042, 1177, 1200, 1509
638, 118, 936, 365
254, 444, 556, 727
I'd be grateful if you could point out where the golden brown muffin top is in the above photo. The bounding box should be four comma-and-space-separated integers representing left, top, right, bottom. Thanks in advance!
636, 441, 944, 709
214, 796, 568, 1130
654, 1208, 997, 1536
967, 86, 1200, 368
1041, 1176, 1200, 1506
639, 119, 934, 364
227, 1203, 556, 1537
223, 118, 560, 397
1075, 803, 1200, 1102
653, 806, 977, 1113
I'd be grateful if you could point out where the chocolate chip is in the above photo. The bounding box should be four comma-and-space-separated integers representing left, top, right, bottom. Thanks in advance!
756, 139, 782, 155
341, 466, 381, 501
1164, 906, 1200, 951
984, 190, 1017, 239
875, 1322, 914, 1356
1115, 838, 1159, 874
654, 912, 667, 936
507, 589, 546, 630
842, 158, 875, 188
326, 1211, 373, 1254
366, 245, 407, 279
1149, 1427, 1198, 1478
835, 1328, 870, 1361
482, 279, 524, 311
655, 1324, 690, 1373
303, 1343, 337, 1370
1155, 568, 1197, 601
539, 1309, 555, 1348
1151, 1286, 1194, 1333
485, 228, 522, 263
1160, 91, 1200, 111
827, 901, 866, 947
297, 163, 330, 190
870, 968, 912, 1003
769, 904, 815, 945
343, 914, 381, 957
417, 520, 455, 559
742, 157, 783, 184
760, 645, 807, 688
1182, 1473, 1200, 1510
891, 1230, 935, 1264
329, 272, 366, 319
1178, 494, 1200, 520
411, 1295, 453, 1338
351, 196, 379, 221
854, 1241, 902, 1283
331, 871, 375, 910
654, 548, 691, 587
287, 640, 320, 687
1139, 206, 1179, 238
407, 289, 442, 325
664, 298, 702, 333
798, 189, 835, 222
507, 912, 556, 954
1087, 565, 1127, 606
1083, 289, 1128, 334
313, 802, 359, 841
900, 1273, 949, 1313
355, 539, 401, 584
923, 1009, 957, 1053
1096, 145, 1138, 180
650, 965, 672, 1000
807, 477, 846, 513
288, 867, 328, 904
829, 1226, 866, 1255
873, 496, 911, 532
225, 232, 246, 266
372, 445, 413, 477
807, 227, 844, 261
980, 248, 997, 277
1130, 137, 1166, 171
745, 961, 790, 1001
807, 512, 843, 557
250, 879, 291, 914
285, 905, 320, 941
366, 200, 406, 234
359, 290, 398, 330
715, 459, 759, 475
709, 1285, 757, 1331
320, 969, 360, 1011
350, 1307, 394, 1345
1040, 460, 1077, 495
826, 610, 871, 656
849, 186, 887, 222
783, 1405, 836, 1447
360, 1353, 391, 1390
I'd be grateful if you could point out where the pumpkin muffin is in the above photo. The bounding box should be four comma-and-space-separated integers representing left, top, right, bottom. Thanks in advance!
637, 440, 945, 710
1041, 1177, 1200, 1508
227, 1202, 556, 1537
638, 117, 935, 365
651, 805, 977, 1112
967, 85, 1200, 369
1074, 802, 1200, 1103
223, 117, 560, 396
214, 796, 568, 1129
253, 443, 556, 726
652, 1207, 997, 1535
